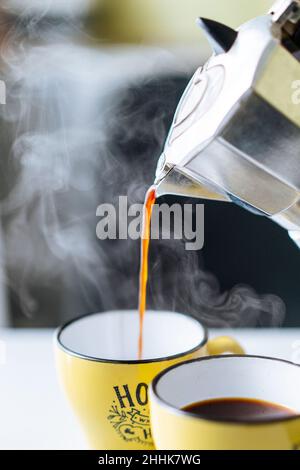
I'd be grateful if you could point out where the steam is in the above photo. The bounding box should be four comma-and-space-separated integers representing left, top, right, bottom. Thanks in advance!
0, 4, 285, 327
148, 244, 285, 327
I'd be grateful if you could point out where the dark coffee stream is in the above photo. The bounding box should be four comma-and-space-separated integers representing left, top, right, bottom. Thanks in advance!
138, 186, 156, 360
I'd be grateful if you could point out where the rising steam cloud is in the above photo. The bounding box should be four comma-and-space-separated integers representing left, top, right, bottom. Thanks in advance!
0, 3, 285, 327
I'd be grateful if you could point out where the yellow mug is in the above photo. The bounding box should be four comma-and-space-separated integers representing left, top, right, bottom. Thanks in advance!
55, 310, 243, 450
150, 355, 300, 450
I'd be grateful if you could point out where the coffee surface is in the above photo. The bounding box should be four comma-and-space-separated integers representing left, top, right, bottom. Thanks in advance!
182, 397, 297, 422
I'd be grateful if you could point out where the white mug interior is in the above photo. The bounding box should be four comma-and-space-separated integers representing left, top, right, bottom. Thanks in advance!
153, 355, 300, 417
58, 310, 206, 361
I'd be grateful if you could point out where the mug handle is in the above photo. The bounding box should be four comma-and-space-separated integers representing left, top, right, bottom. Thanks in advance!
206, 336, 245, 356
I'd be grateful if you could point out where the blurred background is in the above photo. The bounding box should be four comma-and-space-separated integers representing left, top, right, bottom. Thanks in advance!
0, 0, 299, 329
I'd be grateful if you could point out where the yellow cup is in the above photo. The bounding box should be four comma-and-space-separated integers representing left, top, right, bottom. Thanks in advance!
150, 355, 300, 450
55, 310, 243, 450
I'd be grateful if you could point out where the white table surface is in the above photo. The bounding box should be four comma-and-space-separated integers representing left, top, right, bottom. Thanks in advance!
0, 328, 300, 450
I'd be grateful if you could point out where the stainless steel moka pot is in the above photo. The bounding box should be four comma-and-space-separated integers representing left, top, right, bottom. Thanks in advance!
155, 0, 300, 247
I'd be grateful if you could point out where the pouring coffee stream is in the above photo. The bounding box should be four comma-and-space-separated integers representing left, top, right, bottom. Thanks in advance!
137, 0, 300, 358
138, 186, 156, 359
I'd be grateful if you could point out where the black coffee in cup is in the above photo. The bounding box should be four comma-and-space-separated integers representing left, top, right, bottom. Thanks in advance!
182, 398, 297, 422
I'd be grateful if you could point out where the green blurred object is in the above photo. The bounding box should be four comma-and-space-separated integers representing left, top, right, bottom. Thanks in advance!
91, 0, 274, 44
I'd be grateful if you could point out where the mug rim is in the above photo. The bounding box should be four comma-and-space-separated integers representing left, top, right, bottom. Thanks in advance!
151, 354, 300, 425
55, 309, 208, 365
